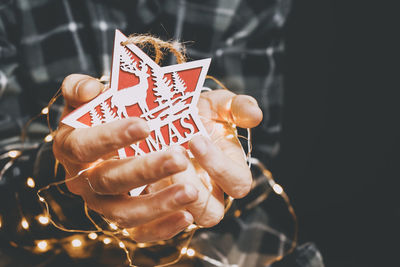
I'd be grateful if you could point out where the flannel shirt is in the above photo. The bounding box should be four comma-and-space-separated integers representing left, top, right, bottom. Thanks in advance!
0, 0, 324, 266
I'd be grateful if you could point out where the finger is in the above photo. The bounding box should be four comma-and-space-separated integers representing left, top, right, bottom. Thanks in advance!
231, 94, 263, 128
171, 158, 225, 228
84, 183, 198, 229
199, 90, 263, 128
56, 117, 149, 163
86, 146, 189, 195
189, 135, 252, 199
62, 74, 104, 109
130, 211, 193, 243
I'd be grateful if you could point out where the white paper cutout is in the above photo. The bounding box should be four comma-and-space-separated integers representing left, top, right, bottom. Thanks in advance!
62, 30, 211, 196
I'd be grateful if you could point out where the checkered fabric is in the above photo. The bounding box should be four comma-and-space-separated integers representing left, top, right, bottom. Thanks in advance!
0, 0, 290, 161
0, 0, 324, 266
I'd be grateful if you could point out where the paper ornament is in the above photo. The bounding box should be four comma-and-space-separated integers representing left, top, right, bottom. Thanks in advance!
62, 30, 211, 196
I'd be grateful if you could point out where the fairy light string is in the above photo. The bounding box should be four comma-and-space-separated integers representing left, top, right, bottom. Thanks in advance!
0, 34, 298, 266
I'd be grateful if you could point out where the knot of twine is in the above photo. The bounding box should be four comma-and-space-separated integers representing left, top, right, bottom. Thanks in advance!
121, 34, 187, 64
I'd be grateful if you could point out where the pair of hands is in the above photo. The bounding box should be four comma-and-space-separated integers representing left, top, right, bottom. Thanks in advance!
53, 74, 262, 242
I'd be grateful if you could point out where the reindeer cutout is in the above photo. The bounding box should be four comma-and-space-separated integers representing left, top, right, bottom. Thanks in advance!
110, 49, 153, 120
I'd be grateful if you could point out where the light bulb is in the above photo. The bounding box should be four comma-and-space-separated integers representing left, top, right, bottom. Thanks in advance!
71, 239, 82, 247
109, 222, 118, 230
8, 150, 21, 158
44, 134, 53, 142
37, 240, 48, 251
26, 177, 35, 188
21, 218, 29, 229
186, 248, 195, 257
88, 232, 98, 240
122, 229, 130, 236
41, 107, 49, 115
38, 215, 49, 225
272, 183, 283, 195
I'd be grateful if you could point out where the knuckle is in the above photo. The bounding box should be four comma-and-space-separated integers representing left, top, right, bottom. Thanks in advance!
94, 173, 112, 194
209, 161, 230, 180
134, 158, 150, 183
98, 130, 119, 152
70, 142, 87, 162
149, 202, 163, 215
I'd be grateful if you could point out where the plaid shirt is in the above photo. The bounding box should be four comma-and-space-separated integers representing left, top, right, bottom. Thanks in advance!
0, 0, 324, 266
0, 0, 289, 161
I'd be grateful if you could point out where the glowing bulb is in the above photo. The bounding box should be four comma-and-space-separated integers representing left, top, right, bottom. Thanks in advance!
44, 134, 53, 142
234, 210, 241, 217
0, 216, 2, 228
8, 150, 21, 158
119, 241, 125, 248
21, 218, 29, 229
186, 248, 195, 257
26, 177, 35, 188
109, 223, 118, 230
272, 184, 283, 195
180, 247, 187, 254
88, 232, 98, 240
41, 107, 49, 115
187, 224, 197, 231
39, 197, 45, 202
136, 243, 146, 248
38, 215, 49, 225
226, 134, 235, 139
122, 229, 130, 236
37, 240, 48, 251
103, 237, 111, 245
71, 239, 82, 247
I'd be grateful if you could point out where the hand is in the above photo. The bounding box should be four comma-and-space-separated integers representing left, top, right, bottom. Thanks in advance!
54, 74, 199, 242
146, 89, 263, 227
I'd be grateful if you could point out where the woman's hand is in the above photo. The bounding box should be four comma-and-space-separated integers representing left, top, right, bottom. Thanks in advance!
53, 74, 262, 241
54, 74, 199, 242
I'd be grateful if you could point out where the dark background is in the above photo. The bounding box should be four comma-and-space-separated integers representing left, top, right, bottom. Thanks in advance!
275, 0, 399, 266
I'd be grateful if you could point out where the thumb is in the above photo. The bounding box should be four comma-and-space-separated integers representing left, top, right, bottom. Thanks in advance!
230, 94, 263, 128
61, 74, 104, 109
200, 90, 263, 129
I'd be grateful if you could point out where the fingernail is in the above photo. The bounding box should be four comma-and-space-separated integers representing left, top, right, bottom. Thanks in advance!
189, 136, 208, 156
175, 184, 198, 205
163, 152, 188, 174
127, 120, 149, 138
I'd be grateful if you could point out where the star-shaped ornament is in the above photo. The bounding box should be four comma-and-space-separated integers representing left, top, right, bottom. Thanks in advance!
62, 30, 211, 196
